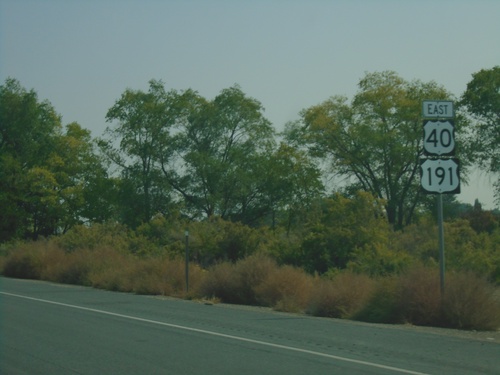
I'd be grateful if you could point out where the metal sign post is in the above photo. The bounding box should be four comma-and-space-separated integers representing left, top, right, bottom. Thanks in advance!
437, 193, 445, 295
185, 230, 189, 293
421, 100, 459, 297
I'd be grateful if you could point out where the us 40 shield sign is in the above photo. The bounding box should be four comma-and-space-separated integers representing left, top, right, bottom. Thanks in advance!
423, 120, 455, 156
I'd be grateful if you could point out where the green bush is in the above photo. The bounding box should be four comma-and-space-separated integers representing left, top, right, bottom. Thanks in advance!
298, 192, 391, 274
445, 221, 500, 284
187, 218, 267, 266
55, 222, 130, 252
348, 243, 413, 277
2, 219, 499, 332
353, 277, 403, 324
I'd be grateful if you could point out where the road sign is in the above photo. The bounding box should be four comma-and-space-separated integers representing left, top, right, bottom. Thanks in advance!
420, 158, 460, 194
421, 99, 458, 298
423, 120, 455, 156
422, 100, 454, 118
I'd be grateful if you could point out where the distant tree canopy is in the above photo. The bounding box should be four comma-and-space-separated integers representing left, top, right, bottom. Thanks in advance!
460, 65, 500, 204
0, 78, 109, 241
1, 69, 498, 242
285, 71, 469, 229
100, 81, 323, 227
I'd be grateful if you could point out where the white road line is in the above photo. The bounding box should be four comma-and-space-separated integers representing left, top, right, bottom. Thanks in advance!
1, 291, 431, 375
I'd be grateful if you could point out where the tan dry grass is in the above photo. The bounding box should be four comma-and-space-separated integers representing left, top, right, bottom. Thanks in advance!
307, 272, 375, 318
443, 272, 500, 330
398, 266, 442, 326
2, 240, 499, 331
255, 265, 314, 312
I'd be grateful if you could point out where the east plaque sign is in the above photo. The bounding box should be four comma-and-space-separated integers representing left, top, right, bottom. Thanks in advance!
422, 100, 454, 119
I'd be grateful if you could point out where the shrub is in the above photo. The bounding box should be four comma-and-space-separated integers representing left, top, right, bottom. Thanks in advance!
55, 222, 131, 252
398, 266, 443, 326
2, 243, 42, 279
298, 192, 390, 274
187, 218, 266, 266
348, 243, 413, 277
199, 261, 241, 303
200, 254, 278, 305
307, 272, 375, 318
88, 256, 129, 292
163, 258, 204, 299
442, 272, 500, 330
88, 253, 204, 298
40, 246, 94, 285
120, 259, 165, 295
388, 220, 437, 262
353, 267, 500, 330
2, 233, 498, 332
234, 254, 278, 305
255, 265, 313, 312
353, 277, 403, 324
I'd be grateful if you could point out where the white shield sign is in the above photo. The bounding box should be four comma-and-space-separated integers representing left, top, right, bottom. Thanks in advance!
420, 158, 460, 194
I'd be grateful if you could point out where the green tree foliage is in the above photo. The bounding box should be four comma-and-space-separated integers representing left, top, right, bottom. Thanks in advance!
0, 79, 108, 240
461, 199, 498, 234
0, 78, 61, 240
161, 85, 277, 222
50, 122, 114, 230
259, 143, 324, 230
286, 71, 459, 229
444, 220, 500, 284
422, 194, 472, 223
100, 80, 177, 227
99, 81, 325, 228
295, 191, 390, 274
460, 66, 500, 203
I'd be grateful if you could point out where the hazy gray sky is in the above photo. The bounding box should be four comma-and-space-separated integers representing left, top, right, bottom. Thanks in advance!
1, 0, 498, 208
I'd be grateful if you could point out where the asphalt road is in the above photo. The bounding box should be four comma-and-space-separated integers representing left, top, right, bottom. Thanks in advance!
1, 277, 498, 375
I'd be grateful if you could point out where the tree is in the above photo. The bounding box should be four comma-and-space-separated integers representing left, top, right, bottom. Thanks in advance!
51, 122, 113, 229
286, 71, 458, 229
461, 199, 498, 234
160, 85, 277, 222
100, 80, 177, 227
298, 192, 390, 274
0, 79, 108, 240
257, 143, 324, 230
460, 66, 500, 204
0, 78, 61, 240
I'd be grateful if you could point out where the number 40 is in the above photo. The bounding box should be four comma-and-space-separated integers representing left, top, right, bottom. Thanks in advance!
426, 128, 452, 148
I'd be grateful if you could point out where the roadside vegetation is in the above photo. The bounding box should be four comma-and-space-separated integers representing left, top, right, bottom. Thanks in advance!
1, 214, 499, 331
1, 67, 499, 331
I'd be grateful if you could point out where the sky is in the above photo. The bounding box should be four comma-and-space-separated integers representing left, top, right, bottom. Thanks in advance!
1, 0, 499, 209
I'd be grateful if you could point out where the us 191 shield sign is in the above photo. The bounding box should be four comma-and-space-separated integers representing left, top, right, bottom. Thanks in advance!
420, 158, 460, 194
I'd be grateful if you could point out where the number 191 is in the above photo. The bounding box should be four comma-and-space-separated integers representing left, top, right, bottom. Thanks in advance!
427, 166, 453, 185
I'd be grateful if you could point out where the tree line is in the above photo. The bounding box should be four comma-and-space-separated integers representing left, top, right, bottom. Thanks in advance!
1, 68, 499, 243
